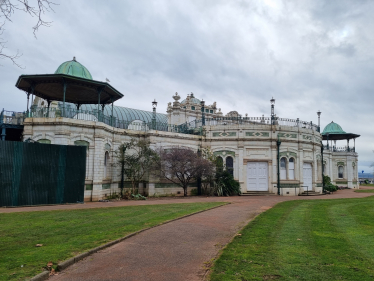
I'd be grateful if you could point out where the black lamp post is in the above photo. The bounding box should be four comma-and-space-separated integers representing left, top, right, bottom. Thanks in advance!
201, 100, 205, 126
270, 97, 275, 124
317, 110, 325, 193
152, 99, 157, 130
317, 110, 321, 132
277, 134, 281, 195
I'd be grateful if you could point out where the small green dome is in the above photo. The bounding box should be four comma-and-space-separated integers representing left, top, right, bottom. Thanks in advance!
322, 121, 346, 135
55, 57, 92, 80
181, 93, 201, 105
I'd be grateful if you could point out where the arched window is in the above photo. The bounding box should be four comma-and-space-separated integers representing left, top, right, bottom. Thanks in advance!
226, 156, 234, 176
289, 158, 295, 180
338, 166, 344, 179
37, 139, 51, 144
104, 151, 110, 178
128, 120, 148, 131
280, 157, 287, 180
216, 156, 223, 173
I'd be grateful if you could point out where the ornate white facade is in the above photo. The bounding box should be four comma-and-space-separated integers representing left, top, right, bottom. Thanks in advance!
23, 93, 359, 201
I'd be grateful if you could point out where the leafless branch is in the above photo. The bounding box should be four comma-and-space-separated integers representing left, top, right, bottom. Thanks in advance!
0, 22, 23, 67
0, 0, 57, 67
155, 146, 215, 196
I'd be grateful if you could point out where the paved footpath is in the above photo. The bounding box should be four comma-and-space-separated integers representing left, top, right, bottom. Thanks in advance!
3, 188, 373, 281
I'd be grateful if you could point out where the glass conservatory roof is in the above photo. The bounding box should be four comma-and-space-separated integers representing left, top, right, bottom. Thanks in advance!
61, 103, 167, 123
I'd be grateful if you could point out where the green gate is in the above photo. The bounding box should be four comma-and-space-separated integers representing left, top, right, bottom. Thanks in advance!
0, 141, 86, 207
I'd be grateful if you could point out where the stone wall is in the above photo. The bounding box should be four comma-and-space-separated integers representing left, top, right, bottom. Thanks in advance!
23, 116, 358, 200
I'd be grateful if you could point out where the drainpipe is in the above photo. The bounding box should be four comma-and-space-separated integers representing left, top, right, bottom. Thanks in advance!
277, 134, 281, 195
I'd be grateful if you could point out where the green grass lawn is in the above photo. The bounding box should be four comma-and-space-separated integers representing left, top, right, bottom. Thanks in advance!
0, 202, 224, 281
355, 189, 374, 193
210, 197, 374, 281
360, 184, 374, 187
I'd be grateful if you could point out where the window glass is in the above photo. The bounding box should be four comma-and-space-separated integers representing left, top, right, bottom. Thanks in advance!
37, 139, 51, 144
191, 106, 195, 110
216, 156, 223, 172
338, 166, 344, 178
280, 157, 287, 180
289, 158, 295, 180
226, 156, 234, 176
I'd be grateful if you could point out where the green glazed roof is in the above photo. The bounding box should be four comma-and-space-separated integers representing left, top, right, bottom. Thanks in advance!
322, 121, 346, 135
55, 57, 93, 80
61, 103, 168, 123
181, 97, 201, 105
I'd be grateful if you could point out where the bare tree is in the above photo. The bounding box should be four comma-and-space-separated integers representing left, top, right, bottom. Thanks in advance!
0, 0, 56, 67
155, 147, 215, 197
116, 138, 159, 197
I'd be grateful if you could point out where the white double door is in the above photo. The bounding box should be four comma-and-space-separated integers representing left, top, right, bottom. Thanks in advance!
247, 162, 268, 191
303, 163, 313, 191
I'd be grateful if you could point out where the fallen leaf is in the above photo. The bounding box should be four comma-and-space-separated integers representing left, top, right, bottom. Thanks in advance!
49, 268, 55, 276
236, 234, 242, 236
36, 244, 43, 247
297, 238, 302, 241
47, 262, 53, 268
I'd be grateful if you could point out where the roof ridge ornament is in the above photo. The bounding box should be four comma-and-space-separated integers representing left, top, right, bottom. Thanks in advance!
173, 92, 180, 101
73, 56, 76, 61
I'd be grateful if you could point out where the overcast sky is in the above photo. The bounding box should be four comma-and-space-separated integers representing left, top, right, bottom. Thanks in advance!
0, 0, 373, 173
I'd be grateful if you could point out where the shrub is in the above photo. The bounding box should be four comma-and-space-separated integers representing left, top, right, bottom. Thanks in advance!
214, 170, 241, 196
131, 194, 147, 200
190, 188, 198, 196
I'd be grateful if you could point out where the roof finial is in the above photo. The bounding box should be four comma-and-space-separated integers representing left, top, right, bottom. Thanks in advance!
73, 56, 76, 61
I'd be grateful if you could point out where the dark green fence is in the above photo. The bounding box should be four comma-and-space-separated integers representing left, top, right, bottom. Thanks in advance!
0, 141, 86, 207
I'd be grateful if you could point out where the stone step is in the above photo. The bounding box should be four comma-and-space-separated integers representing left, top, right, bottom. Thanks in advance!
241, 191, 277, 196
299, 191, 323, 196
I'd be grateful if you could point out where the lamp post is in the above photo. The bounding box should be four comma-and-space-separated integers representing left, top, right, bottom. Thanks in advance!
270, 97, 275, 125
152, 99, 157, 130
201, 100, 205, 126
317, 110, 321, 132
277, 134, 281, 195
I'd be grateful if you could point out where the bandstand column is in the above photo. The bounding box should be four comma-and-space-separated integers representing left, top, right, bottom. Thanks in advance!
111, 99, 114, 126
47, 100, 51, 117
62, 81, 67, 117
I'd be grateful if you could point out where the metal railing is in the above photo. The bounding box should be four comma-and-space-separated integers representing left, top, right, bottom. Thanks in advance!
323, 145, 355, 152
184, 116, 319, 132
2, 106, 320, 135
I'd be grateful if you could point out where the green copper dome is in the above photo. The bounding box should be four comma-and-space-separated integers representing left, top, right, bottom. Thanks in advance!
322, 121, 346, 135
55, 57, 93, 80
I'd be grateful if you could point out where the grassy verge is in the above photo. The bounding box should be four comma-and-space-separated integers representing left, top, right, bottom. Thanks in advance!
355, 189, 374, 193
360, 184, 374, 187
209, 197, 374, 281
0, 202, 224, 281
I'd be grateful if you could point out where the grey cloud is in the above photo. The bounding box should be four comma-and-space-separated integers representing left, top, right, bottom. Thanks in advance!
0, 0, 373, 168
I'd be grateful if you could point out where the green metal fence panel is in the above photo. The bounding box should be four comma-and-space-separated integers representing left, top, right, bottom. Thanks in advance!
0, 141, 86, 207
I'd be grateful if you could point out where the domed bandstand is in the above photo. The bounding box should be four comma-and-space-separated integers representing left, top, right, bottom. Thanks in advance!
0, 58, 361, 200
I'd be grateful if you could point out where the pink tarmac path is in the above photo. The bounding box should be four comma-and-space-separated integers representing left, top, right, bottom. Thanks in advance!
3, 188, 373, 281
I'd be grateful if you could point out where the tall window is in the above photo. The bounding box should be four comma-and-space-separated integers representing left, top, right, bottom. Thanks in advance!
226, 156, 234, 176
338, 166, 344, 179
280, 157, 287, 180
104, 151, 110, 178
216, 156, 223, 173
289, 158, 295, 180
